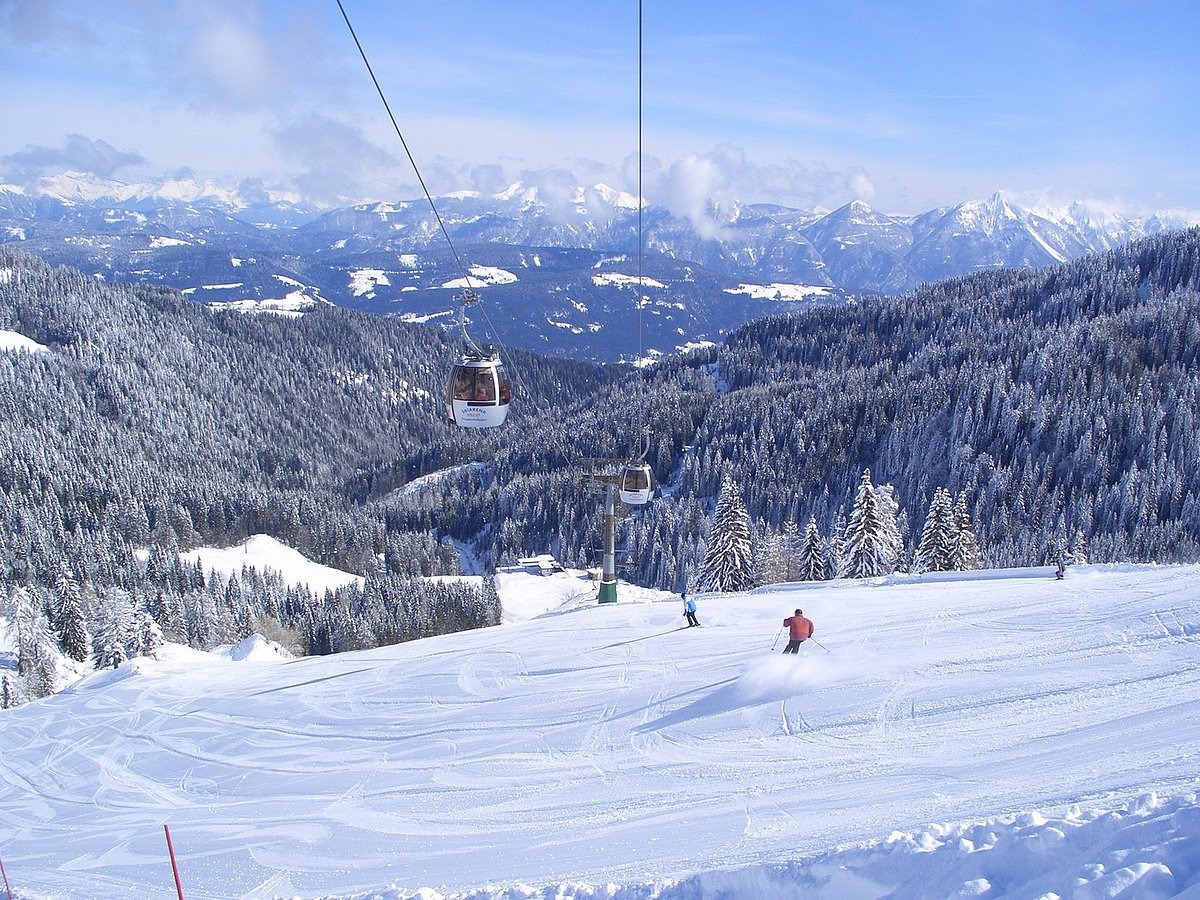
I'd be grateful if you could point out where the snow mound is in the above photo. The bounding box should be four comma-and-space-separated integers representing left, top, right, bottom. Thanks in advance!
340, 791, 1200, 899
216, 633, 292, 662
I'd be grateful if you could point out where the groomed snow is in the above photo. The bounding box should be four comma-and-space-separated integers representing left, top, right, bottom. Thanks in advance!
1, 564, 1198, 899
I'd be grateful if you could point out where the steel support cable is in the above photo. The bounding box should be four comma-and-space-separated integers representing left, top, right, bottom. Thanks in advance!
637, 0, 645, 365
336, 0, 514, 380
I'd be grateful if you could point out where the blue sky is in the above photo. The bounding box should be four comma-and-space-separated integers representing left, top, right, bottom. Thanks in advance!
2, 0, 1198, 217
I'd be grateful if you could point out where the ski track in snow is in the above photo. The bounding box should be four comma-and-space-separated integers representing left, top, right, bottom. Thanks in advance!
0, 565, 1199, 898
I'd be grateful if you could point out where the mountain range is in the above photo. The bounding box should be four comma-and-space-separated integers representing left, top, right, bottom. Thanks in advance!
2, 172, 1193, 362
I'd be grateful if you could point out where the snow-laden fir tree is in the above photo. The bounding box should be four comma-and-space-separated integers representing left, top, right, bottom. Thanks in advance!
840, 469, 900, 579
780, 520, 802, 581
54, 566, 91, 663
7, 586, 58, 699
1070, 528, 1090, 565
796, 516, 830, 581
91, 589, 136, 670
876, 484, 907, 571
697, 477, 755, 593
952, 492, 982, 570
829, 510, 847, 573
755, 524, 791, 585
915, 487, 957, 572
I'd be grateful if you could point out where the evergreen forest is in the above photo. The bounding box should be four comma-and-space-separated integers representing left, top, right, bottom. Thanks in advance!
3, 227, 1199, 702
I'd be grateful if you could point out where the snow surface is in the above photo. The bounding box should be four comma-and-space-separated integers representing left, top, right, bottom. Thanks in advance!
148, 235, 192, 249
178, 533, 364, 595
0, 328, 49, 354
207, 291, 324, 317
1, 564, 1198, 899
442, 266, 518, 289
349, 268, 392, 297
393, 463, 487, 498
591, 272, 667, 289
724, 283, 833, 302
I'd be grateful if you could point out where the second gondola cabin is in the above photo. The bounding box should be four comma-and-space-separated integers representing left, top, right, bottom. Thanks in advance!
619, 462, 655, 505
446, 354, 511, 429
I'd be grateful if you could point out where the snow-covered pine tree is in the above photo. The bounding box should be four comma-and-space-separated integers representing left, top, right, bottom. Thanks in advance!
879, 484, 905, 572
953, 492, 983, 570
132, 609, 163, 660
53, 567, 91, 663
915, 487, 957, 572
829, 509, 847, 575
91, 590, 135, 669
796, 516, 829, 581
780, 519, 802, 581
1070, 528, 1090, 565
697, 477, 754, 593
754, 524, 791, 586
8, 586, 59, 698
840, 469, 898, 579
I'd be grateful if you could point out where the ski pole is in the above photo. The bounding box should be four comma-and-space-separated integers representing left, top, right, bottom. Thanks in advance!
1, 854, 13, 900
770, 627, 783, 650
810, 637, 830, 653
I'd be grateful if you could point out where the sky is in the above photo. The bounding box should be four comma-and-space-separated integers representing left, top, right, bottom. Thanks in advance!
2, 0, 1199, 218
1, 550, 1198, 898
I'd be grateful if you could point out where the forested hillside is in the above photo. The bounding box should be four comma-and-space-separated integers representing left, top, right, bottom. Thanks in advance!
681, 226, 1200, 568
4, 228, 1199, 704
0, 247, 622, 702
363, 228, 1200, 591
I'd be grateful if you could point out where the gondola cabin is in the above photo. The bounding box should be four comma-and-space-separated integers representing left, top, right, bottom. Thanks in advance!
619, 462, 655, 505
446, 355, 511, 429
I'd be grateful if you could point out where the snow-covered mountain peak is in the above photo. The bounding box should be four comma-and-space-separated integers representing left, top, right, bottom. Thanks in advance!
495, 181, 539, 206
31, 171, 243, 208
587, 182, 641, 211
961, 191, 1022, 225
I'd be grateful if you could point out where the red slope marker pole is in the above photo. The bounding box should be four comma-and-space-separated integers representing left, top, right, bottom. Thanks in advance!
0, 854, 13, 900
163, 824, 186, 900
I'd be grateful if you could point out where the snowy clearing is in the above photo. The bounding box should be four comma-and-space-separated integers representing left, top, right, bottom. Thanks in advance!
592, 272, 667, 289
349, 268, 392, 297
442, 266, 518, 289
177, 534, 364, 596
0, 328, 49, 354
724, 283, 833, 301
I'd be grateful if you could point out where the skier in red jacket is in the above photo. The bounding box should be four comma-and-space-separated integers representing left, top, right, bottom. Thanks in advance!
782, 608, 814, 654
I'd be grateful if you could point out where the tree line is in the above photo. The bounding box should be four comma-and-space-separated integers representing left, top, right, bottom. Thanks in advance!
3, 228, 1199, 704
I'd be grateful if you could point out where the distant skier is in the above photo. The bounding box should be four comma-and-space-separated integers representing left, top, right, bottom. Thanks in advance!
782, 608, 814, 654
683, 592, 700, 627
1055, 559, 1065, 580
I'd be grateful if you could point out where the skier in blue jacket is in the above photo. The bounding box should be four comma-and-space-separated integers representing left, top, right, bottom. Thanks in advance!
682, 592, 700, 627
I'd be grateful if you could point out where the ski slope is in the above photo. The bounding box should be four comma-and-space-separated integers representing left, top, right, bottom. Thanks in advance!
1, 564, 1198, 899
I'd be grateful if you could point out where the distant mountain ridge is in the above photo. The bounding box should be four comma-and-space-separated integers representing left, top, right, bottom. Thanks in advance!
2, 172, 1193, 362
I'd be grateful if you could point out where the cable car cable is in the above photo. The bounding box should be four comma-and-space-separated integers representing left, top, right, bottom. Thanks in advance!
335, 0, 470, 285
637, 0, 645, 365
336, 0, 516, 427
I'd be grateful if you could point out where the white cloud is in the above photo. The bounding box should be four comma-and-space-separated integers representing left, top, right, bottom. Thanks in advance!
181, 9, 279, 108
